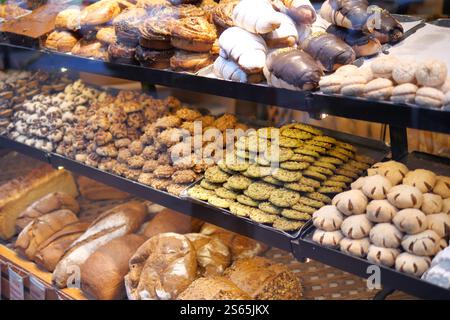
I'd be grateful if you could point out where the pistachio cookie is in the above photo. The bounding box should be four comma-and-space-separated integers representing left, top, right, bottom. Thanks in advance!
273, 217, 305, 232
215, 187, 239, 200
204, 166, 230, 184
208, 195, 232, 209
280, 161, 310, 171
281, 209, 311, 221
300, 177, 321, 188
245, 182, 276, 201
229, 202, 251, 217
263, 147, 294, 163
278, 136, 303, 148
188, 185, 215, 201
306, 192, 332, 204
201, 179, 222, 190
262, 175, 284, 186
291, 154, 316, 163
308, 166, 334, 177
291, 203, 316, 214
228, 174, 253, 190
281, 128, 312, 140
292, 123, 323, 136
237, 194, 260, 207
284, 182, 315, 193
245, 164, 273, 178
258, 202, 282, 215
249, 209, 278, 224
302, 170, 327, 181
272, 168, 302, 183
269, 188, 300, 208
298, 196, 325, 209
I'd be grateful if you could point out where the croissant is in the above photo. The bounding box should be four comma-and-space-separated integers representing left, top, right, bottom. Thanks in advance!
320, 0, 369, 31
366, 6, 403, 44
232, 0, 283, 34
264, 13, 298, 48
301, 16, 355, 72
281, 0, 316, 25
326, 25, 381, 57
218, 27, 267, 74
264, 48, 323, 90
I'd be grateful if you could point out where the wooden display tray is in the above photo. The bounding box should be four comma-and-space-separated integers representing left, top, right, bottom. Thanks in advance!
0, 245, 86, 300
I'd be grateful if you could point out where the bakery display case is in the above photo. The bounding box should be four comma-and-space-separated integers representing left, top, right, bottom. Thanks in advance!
0, 0, 449, 301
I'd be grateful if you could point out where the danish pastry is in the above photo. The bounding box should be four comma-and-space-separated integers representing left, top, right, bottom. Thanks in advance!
369, 223, 403, 249
366, 199, 398, 223
427, 213, 450, 238
403, 169, 437, 193
332, 190, 368, 216
395, 252, 431, 277
361, 174, 392, 200
312, 205, 344, 232
367, 245, 400, 267
393, 208, 427, 235
387, 184, 423, 209
340, 237, 370, 258
341, 214, 373, 239
312, 229, 343, 248
402, 230, 440, 256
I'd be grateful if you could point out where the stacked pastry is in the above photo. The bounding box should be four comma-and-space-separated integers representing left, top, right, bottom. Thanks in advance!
6, 80, 99, 152
0, 70, 68, 136
125, 224, 301, 300
320, 0, 403, 56
312, 160, 450, 278
320, 55, 450, 109
188, 123, 373, 233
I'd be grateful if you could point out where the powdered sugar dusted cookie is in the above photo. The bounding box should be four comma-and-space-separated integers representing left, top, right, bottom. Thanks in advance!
366, 199, 398, 223
369, 223, 403, 249
433, 176, 450, 199
427, 213, 450, 238
370, 161, 409, 185
312, 205, 344, 232
367, 245, 400, 267
387, 184, 423, 209
341, 214, 373, 239
312, 229, 344, 248
332, 190, 368, 216
421, 193, 443, 215
361, 174, 392, 200
402, 230, 440, 256
403, 169, 437, 193
340, 237, 370, 258
395, 252, 431, 277
393, 208, 427, 235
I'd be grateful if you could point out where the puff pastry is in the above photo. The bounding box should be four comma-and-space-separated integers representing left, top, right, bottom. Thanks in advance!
214, 56, 250, 83
232, 0, 283, 34
96, 27, 117, 45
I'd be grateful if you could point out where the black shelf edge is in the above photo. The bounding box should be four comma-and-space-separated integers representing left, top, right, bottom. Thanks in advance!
0, 136, 292, 251
292, 232, 450, 300
2, 43, 450, 134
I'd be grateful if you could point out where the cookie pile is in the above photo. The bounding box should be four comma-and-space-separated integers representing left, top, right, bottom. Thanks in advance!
312, 160, 450, 277
320, 56, 450, 109
0, 70, 68, 136
188, 123, 373, 233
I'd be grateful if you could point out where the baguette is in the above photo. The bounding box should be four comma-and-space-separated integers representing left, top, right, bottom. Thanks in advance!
15, 210, 79, 260
16, 192, 80, 233
34, 221, 90, 272
81, 234, 146, 300
52, 201, 146, 288
0, 165, 78, 240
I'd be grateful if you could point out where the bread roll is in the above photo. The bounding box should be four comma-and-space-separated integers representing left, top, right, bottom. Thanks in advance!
16, 192, 79, 233
178, 277, 251, 300
77, 176, 130, 201
52, 201, 146, 288
185, 233, 231, 276
34, 222, 89, 272
0, 165, 78, 240
81, 234, 146, 300
143, 209, 203, 238
200, 223, 268, 260
15, 210, 79, 260
224, 256, 302, 300
125, 233, 197, 300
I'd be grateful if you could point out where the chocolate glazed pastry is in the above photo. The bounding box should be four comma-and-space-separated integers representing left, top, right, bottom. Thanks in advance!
113, 8, 148, 47
320, 0, 370, 31
139, 16, 174, 50
108, 42, 137, 65
326, 25, 381, 57
135, 45, 174, 69
170, 50, 213, 73
171, 16, 217, 52
302, 32, 356, 72
366, 6, 403, 44
264, 48, 323, 90
280, 0, 317, 25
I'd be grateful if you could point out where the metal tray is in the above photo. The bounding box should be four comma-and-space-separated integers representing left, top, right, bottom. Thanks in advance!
182, 125, 390, 239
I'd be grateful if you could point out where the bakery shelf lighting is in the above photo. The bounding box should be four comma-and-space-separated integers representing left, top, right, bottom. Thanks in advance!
60, 67, 68, 73
321, 114, 328, 119
57, 166, 64, 170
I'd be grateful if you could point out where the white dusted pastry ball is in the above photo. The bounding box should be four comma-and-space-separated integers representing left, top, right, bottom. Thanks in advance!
369, 223, 403, 249
367, 245, 400, 267
341, 214, 373, 239
332, 190, 368, 216
366, 199, 398, 223
392, 208, 427, 234
387, 184, 423, 209
395, 252, 431, 277
312, 205, 344, 232
361, 174, 392, 200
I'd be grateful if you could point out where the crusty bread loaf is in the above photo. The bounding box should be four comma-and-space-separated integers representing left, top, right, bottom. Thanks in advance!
52, 201, 146, 288
0, 165, 78, 240
81, 234, 146, 300
185, 233, 231, 276
15, 209, 79, 260
16, 192, 80, 233
224, 257, 302, 300
34, 221, 90, 272
178, 277, 251, 300
125, 232, 197, 300
200, 223, 268, 260
77, 176, 130, 201
143, 209, 203, 238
